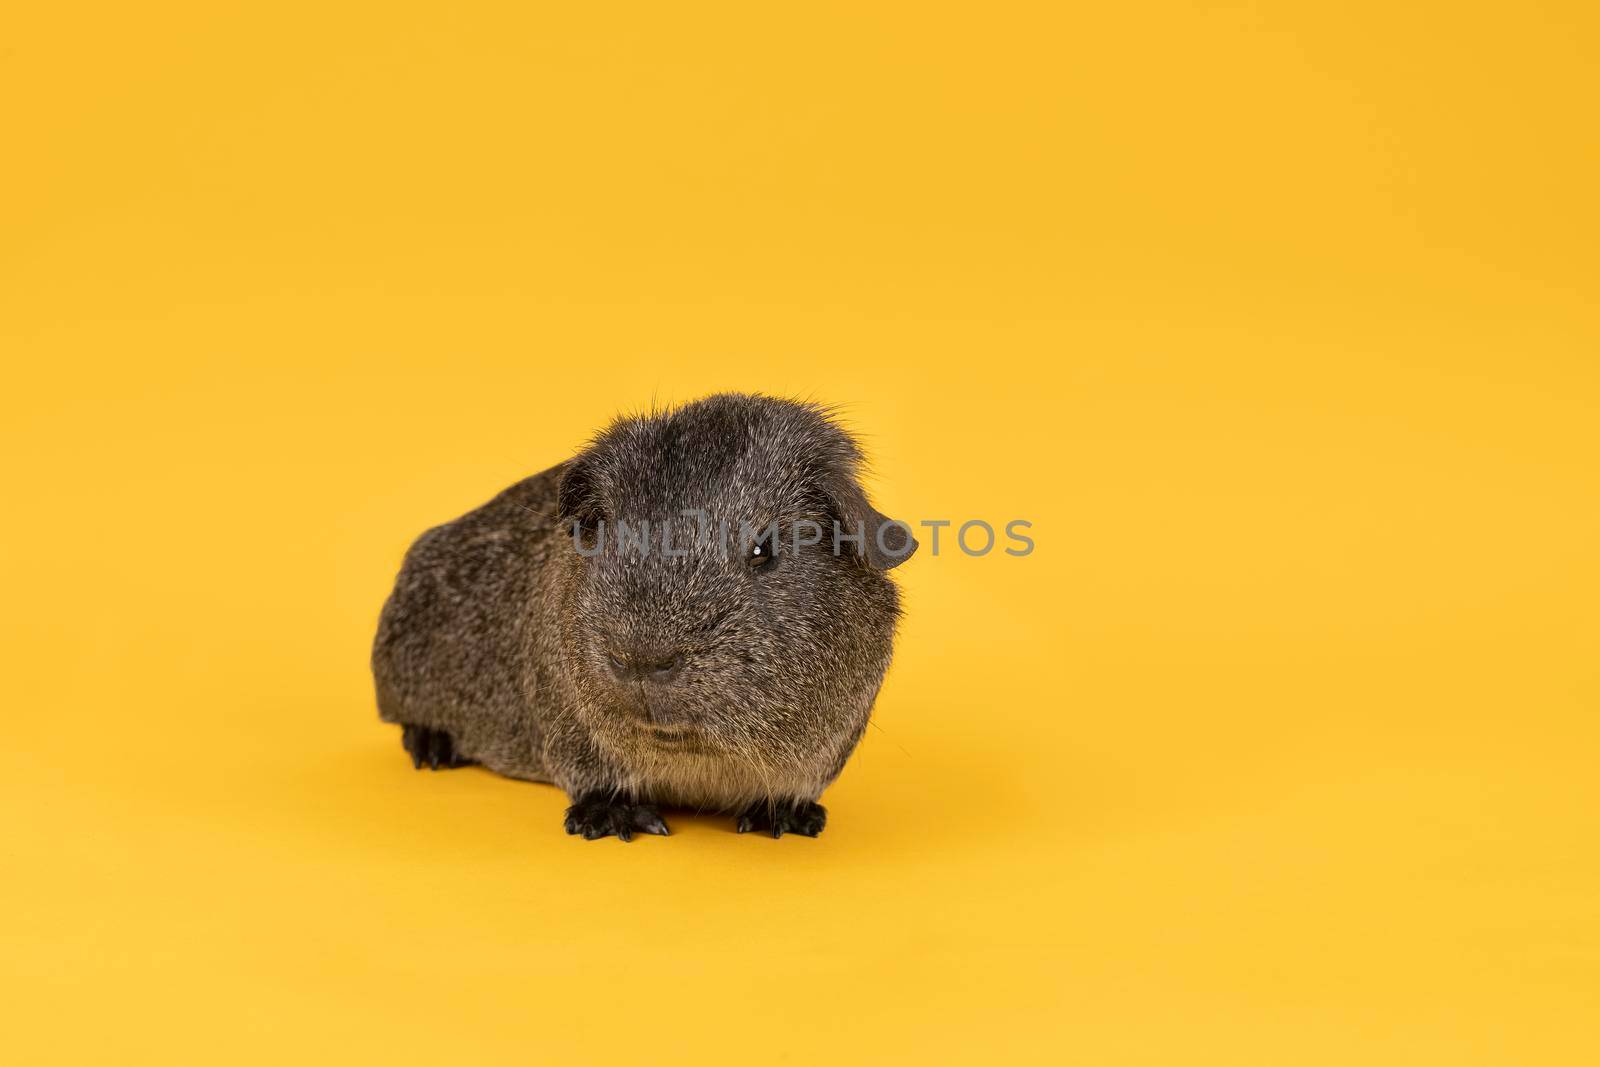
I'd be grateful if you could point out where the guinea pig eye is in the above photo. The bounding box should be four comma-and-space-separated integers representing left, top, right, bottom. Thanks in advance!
747, 536, 776, 571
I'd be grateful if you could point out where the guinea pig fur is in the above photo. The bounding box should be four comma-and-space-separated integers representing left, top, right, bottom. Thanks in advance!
371, 393, 917, 840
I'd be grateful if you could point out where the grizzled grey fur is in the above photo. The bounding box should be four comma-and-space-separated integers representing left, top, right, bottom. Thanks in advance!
371, 393, 917, 840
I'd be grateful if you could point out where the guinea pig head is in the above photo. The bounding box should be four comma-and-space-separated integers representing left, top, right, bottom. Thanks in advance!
554, 394, 916, 767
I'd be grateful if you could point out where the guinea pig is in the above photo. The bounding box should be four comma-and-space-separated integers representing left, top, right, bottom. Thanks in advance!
371, 393, 917, 840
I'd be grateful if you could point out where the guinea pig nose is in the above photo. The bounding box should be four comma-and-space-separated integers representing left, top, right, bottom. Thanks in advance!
606, 648, 685, 683
646, 653, 683, 683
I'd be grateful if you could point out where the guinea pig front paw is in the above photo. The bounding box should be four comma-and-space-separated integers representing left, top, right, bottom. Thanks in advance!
735, 799, 827, 839
563, 793, 671, 842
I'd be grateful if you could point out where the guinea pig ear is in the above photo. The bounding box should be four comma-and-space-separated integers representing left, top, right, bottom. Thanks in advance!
556, 457, 604, 538
823, 472, 919, 571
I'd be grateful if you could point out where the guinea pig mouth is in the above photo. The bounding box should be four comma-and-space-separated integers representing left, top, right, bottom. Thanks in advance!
614, 682, 696, 729
638, 721, 712, 752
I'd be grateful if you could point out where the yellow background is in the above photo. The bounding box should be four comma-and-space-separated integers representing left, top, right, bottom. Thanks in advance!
4, 3, 1597, 1063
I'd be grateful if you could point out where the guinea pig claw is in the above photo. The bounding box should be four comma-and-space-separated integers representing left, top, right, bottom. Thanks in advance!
734, 800, 827, 839
564, 794, 669, 841
400, 724, 472, 772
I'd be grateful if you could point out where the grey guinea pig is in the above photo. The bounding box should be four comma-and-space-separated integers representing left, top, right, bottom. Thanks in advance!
371, 393, 918, 840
